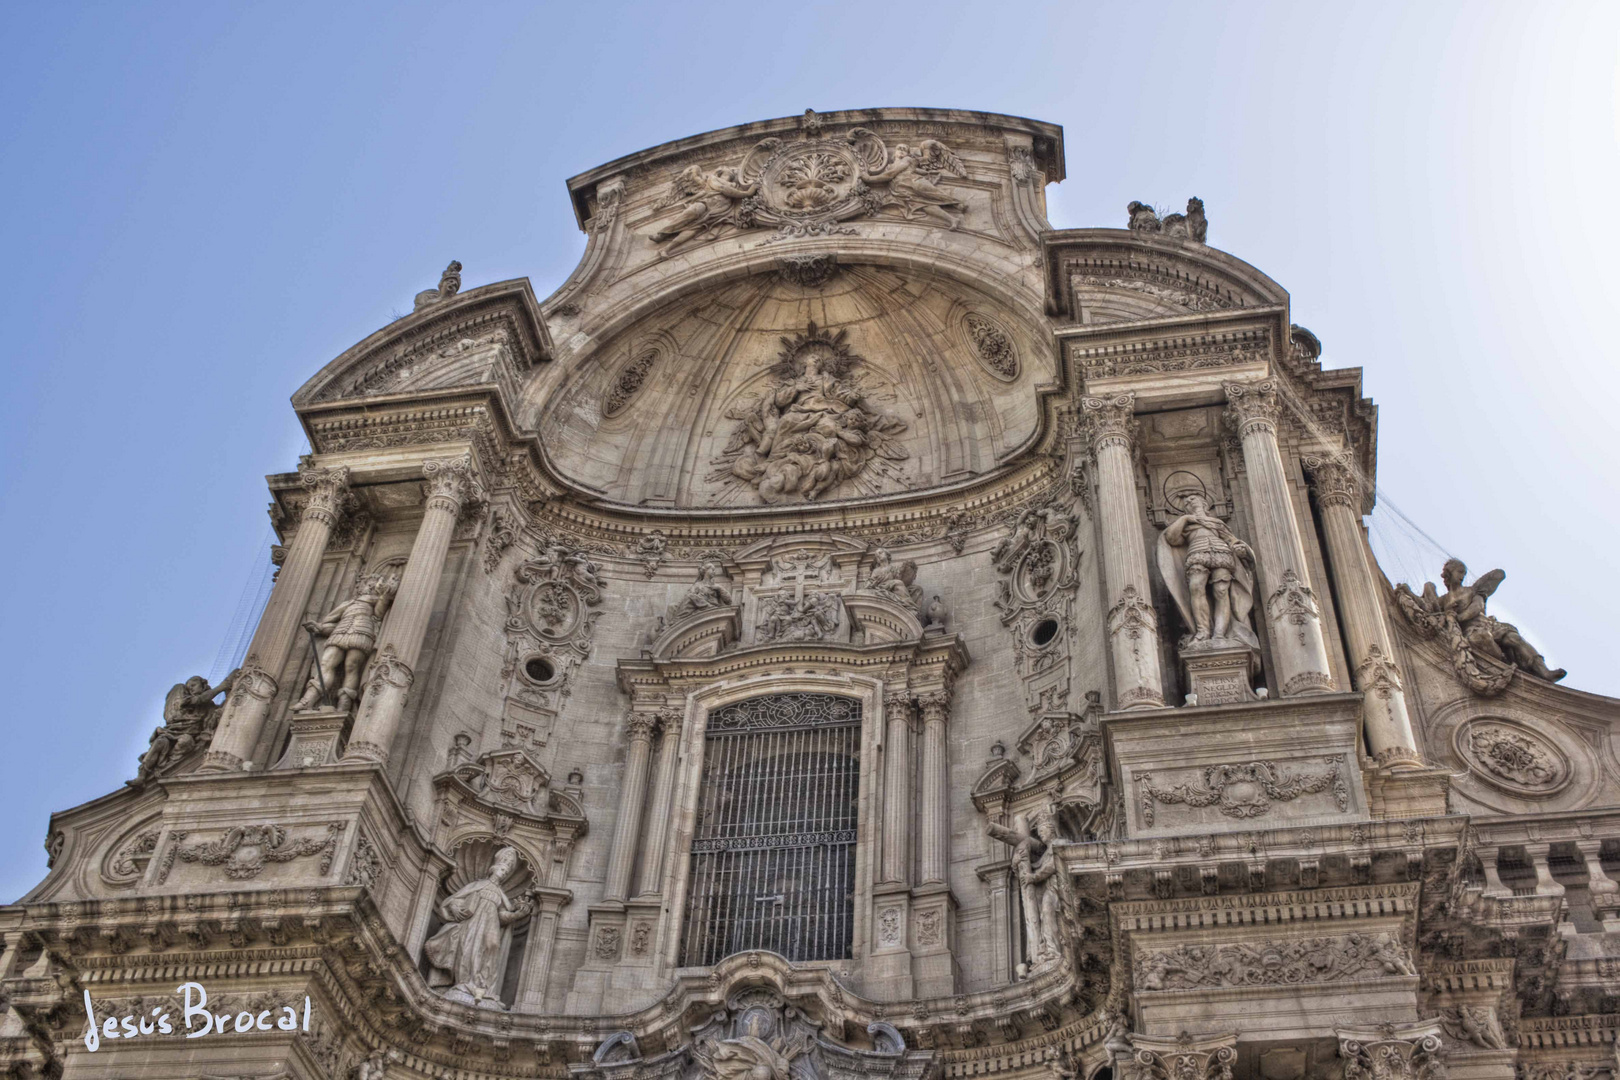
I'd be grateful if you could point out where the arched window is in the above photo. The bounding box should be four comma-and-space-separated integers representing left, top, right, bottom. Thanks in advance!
679, 693, 860, 966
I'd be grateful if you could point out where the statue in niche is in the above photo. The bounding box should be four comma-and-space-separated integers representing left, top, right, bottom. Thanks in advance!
137, 671, 237, 782
867, 548, 922, 610
1156, 480, 1259, 650
670, 559, 733, 621
1394, 558, 1564, 684
712, 322, 908, 505
423, 846, 532, 1010
293, 571, 400, 712
649, 165, 759, 254
987, 807, 1075, 971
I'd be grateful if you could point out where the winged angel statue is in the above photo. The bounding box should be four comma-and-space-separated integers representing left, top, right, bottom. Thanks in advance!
649, 128, 969, 252
709, 322, 909, 504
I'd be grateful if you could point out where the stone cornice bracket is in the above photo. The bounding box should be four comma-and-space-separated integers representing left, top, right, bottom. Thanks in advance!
1302, 454, 1360, 510
1223, 380, 1282, 437
297, 461, 354, 526
1128, 1031, 1239, 1080
422, 454, 486, 517
1077, 393, 1139, 457
1336, 1021, 1445, 1080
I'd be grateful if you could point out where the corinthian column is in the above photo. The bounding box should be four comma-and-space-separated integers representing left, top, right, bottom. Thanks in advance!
1080, 394, 1165, 710
345, 456, 482, 764
879, 692, 914, 886
203, 463, 352, 771
917, 691, 952, 886
604, 712, 659, 903
633, 709, 683, 897
1303, 456, 1420, 765
1224, 382, 1335, 696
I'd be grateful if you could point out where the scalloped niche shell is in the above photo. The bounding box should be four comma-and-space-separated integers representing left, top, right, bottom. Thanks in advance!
1453, 717, 1571, 797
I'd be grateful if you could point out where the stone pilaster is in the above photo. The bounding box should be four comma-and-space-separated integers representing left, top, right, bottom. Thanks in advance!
603, 712, 660, 903
203, 462, 352, 771
1081, 393, 1165, 710
633, 709, 684, 898
1304, 455, 1420, 765
916, 690, 951, 886
1224, 382, 1335, 696
346, 455, 482, 764
879, 692, 914, 886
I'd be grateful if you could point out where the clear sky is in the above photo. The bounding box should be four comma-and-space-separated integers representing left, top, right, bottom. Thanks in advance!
1, 2, 1616, 901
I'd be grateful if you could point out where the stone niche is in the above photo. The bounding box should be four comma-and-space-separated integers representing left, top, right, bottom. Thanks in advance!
1107, 694, 1367, 838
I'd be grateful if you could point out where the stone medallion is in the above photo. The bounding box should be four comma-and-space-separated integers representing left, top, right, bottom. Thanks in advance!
1454, 718, 1570, 797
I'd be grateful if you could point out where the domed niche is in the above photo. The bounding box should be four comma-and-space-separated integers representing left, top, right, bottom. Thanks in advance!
536, 266, 1044, 507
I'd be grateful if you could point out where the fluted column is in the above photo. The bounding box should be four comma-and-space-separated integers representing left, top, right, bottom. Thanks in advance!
633, 709, 683, 898
1304, 455, 1420, 765
880, 692, 915, 886
203, 463, 352, 771
346, 456, 481, 764
604, 712, 660, 904
1224, 382, 1335, 696
917, 691, 952, 886
1081, 394, 1165, 710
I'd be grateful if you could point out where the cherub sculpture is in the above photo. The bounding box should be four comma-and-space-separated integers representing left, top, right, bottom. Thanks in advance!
1394, 558, 1564, 687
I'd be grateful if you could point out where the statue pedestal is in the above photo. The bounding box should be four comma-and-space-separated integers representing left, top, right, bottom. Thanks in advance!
272, 707, 351, 769
1180, 641, 1260, 706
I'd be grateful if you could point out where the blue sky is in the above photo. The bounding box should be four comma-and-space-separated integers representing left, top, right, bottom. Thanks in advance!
1, 2, 1616, 901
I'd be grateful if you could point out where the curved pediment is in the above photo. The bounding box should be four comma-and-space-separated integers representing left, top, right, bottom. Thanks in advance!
534, 264, 1051, 508
292, 278, 552, 407
1043, 229, 1290, 324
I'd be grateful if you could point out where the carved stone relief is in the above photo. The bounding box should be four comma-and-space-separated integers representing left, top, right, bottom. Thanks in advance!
1134, 932, 1415, 991
160, 822, 346, 883
753, 548, 845, 643
1455, 719, 1570, 796
963, 311, 1019, 381
991, 500, 1082, 714
1136, 757, 1349, 825
648, 127, 970, 252
501, 541, 605, 749
708, 322, 909, 505
603, 349, 657, 419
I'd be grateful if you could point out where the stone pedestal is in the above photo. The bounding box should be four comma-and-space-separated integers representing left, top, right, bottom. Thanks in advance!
1180, 642, 1260, 706
271, 707, 350, 769
1108, 693, 1367, 837
909, 883, 957, 997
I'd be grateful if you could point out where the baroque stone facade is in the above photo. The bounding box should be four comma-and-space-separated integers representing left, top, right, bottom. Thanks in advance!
5, 107, 1618, 1080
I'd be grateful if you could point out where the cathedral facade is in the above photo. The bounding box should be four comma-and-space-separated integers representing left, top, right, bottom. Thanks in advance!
5, 108, 1617, 1080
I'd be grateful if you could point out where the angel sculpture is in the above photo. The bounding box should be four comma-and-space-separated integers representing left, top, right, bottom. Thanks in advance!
986, 808, 1074, 970
1397, 559, 1564, 682
850, 131, 969, 228
868, 548, 923, 610
649, 165, 758, 254
1439, 1004, 1507, 1049
1155, 486, 1259, 650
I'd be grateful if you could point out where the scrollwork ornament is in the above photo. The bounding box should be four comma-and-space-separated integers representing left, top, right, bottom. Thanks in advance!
1139, 756, 1348, 821
1223, 381, 1282, 437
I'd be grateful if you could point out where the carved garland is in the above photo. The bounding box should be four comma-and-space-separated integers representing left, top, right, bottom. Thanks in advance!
1136, 757, 1348, 825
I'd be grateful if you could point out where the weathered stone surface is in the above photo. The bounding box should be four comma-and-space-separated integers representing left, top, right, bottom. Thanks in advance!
7, 106, 1618, 1080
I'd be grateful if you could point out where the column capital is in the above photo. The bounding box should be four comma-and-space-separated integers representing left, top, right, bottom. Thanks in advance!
422, 454, 486, 513
916, 690, 951, 722
1128, 1031, 1238, 1080
298, 462, 354, 527
1077, 393, 1138, 455
1336, 1021, 1444, 1080
883, 691, 915, 716
1302, 454, 1361, 509
626, 712, 660, 744
654, 708, 684, 738
1223, 380, 1282, 437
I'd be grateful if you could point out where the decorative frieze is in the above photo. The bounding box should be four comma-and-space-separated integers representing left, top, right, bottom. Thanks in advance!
1136, 757, 1348, 825
1135, 931, 1415, 991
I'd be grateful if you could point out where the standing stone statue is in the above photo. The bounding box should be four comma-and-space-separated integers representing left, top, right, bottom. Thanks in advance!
293, 572, 400, 713
1156, 486, 1259, 649
422, 846, 532, 1009
987, 808, 1074, 971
